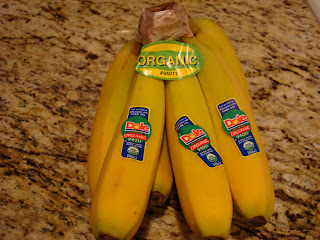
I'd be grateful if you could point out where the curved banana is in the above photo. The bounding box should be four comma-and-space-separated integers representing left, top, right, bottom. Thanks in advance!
87, 40, 141, 195
90, 73, 165, 240
166, 75, 232, 239
183, 36, 275, 226
189, 18, 249, 95
150, 129, 173, 205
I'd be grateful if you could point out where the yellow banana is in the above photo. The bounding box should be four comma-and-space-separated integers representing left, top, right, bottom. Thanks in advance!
87, 40, 141, 195
183, 36, 275, 226
90, 73, 165, 240
189, 18, 249, 95
88, 40, 168, 200
166, 75, 233, 239
150, 129, 173, 205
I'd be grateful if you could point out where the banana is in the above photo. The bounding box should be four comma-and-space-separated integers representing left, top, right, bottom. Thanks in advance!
90, 72, 165, 240
166, 75, 232, 239
87, 40, 141, 195
150, 129, 173, 205
183, 36, 275, 226
87, 39, 171, 200
189, 18, 249, 95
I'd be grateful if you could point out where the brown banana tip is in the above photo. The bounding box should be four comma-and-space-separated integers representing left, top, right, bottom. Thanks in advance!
148, 1, 176, 12
249, 216, 267, 227
132, 40, 142, 55
97, 234, 120, 240
204, 236, 225, 240
135, 1, 193, 45
150, 191, 164, 205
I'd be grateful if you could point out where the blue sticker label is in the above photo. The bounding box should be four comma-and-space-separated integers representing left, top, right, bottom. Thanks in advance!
195, 147, 224, 168
217, 98, 239, 117
121, 107, 150, 161
175, 115, 194, 133
217, 99, 260, 157
234, 135, 260, 156
175, 116, 223, 168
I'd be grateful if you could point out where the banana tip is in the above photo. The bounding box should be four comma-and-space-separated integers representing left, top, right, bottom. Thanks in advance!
249, 216, 267, 227
97, 234, 119, 240
204, 236, 225, 240
150, 191, 164, 205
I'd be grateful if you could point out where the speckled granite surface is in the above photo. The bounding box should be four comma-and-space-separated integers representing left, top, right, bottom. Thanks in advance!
0, 0, 319, 239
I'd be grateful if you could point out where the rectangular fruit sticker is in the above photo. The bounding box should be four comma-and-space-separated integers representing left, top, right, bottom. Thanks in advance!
217, 99, 260, 156
121, 107, 151, 161
175, 116, 223, 168
135, 41, 204, 80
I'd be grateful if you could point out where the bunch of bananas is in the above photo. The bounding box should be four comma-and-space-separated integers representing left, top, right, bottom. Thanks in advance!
88, 2, 274, 240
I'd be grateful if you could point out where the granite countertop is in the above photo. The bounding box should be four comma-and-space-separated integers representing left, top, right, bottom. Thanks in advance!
0, 0, 319, 239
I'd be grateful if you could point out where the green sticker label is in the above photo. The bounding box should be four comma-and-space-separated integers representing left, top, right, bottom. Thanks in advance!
178, 125, 211, 152
221, 109, 251, 139
135, 41, 204, 80
175, 116, 223, 168
217, 99, 260, 156
121, 116, 151, 143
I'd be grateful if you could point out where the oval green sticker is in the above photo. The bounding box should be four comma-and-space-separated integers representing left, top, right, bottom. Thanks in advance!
221, 109, 251, 139
178, 125, 210, 152
121, 116, 151, 143
135, 41, 204, 80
